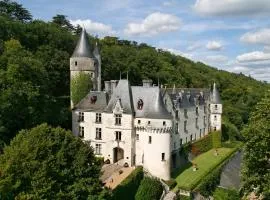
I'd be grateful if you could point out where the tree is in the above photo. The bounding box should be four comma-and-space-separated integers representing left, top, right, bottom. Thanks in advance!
135, 177, 163, 200
0, 0, 32, 22
0, 123, 111, 199
52, 14, 74, 32
241, 91, 270, 198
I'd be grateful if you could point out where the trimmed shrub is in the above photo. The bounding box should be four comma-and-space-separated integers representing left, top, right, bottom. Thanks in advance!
213, 188, 240, 200
112, 166, 144, 200
135, 177, 163, 200
212, 131, 222, 148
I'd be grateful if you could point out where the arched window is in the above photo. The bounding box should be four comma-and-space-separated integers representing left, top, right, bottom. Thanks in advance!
137, 99, 144, 110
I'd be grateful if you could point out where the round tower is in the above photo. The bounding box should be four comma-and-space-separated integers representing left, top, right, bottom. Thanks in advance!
70, 29, 96, 108
209, 83, 222, 131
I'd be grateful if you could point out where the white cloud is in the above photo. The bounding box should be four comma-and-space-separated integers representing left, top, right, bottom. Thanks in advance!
206, 41, 223, 51
237, 51, 270, 62
124, 12, 181, 36
163, 1, 176, 6
204, 55, 228, 63
240, 28, 270, 45
187, 42, 203, 51
193, 0, 270, 16
182, 21, 254, 33
164, 48, 193, 59
70, 19, 116, 36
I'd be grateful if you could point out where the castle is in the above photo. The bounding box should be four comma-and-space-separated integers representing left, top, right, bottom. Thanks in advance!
71, 30, 222, 180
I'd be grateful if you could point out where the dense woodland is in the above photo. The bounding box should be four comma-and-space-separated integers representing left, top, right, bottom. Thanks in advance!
0, 0, 269, 198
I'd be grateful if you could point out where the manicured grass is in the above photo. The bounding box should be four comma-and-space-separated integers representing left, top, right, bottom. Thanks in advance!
172, 148, 236, 191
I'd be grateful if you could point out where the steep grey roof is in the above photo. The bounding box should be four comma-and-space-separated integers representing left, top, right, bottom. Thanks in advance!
74, 91, 108, 111
105, 80, 134, 114
164, 88, 210, 108
211, 83, 221, 104
132, 86, 171, 119
72, 29, 94, 58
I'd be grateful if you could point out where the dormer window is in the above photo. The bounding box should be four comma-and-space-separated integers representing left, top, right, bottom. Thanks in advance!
115, 114, 122, 125
90, 96, 97, 104
78, 112, 84, 122
137, 99, 144, 110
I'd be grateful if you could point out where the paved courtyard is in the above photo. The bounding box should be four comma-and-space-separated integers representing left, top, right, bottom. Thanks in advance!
100, 162, 134, 189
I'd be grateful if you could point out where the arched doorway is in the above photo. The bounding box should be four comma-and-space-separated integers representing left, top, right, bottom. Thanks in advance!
113, 147, 124, 163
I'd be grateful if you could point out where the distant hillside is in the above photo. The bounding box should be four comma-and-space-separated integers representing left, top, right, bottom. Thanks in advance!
0, 7, 269, 147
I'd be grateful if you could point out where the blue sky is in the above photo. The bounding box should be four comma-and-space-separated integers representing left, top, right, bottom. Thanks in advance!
17, 0, 270, 82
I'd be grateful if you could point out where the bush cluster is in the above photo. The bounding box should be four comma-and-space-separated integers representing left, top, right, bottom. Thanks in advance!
135, 177, 163, 200
112, 166, 144, 200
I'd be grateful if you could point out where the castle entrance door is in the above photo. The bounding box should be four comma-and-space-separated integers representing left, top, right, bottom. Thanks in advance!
113, 147, 124, 163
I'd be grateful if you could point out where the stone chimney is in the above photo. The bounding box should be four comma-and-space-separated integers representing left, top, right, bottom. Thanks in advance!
110, 80, 118, 94
142, 79, 153, 87
104, 81, 111, 93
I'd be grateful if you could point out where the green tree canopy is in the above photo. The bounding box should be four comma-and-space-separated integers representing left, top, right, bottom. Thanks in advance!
241, 91, 270, 198
0, 123, 110, 199
0, 0, 32, 22
52, 14, 74, 32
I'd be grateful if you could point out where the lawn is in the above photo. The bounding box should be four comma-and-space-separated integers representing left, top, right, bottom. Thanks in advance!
172, 148, 236, 191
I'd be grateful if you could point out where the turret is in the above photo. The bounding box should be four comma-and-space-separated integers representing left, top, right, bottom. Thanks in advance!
209, 83, 222, 131
70, 29, 96, 108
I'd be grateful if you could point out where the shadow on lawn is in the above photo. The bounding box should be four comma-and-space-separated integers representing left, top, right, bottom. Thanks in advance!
171, 162, 192, 179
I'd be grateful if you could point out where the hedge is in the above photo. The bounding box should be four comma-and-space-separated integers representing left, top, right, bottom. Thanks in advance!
135, 177, 163, 200
212, 131, 222, 148
112, 166, 144, 200
213, 188, 240, 200
191, 134, 212, 156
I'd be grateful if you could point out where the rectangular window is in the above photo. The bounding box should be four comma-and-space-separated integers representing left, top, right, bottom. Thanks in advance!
180, 139, 183, 145
184, 109, 188, 118
163, 121, 166, 126
215, 105, 218, 110
79, 126, 84, 138
115, 114, 122, 125
95, 128, 102, 140
148, 121, 151, 125
196, 107, 199, 115
95, 144, 102, 155
196, 118, 198, 128
161, 153, 165, 161
138, 120, 141, 124
115, 131, 122, 141
79, 112, 84, 122
148, 136, 152, 144
175, 123, 179, 134
184, 121, 187, 132
214, 115, 217, 121
96, 113, 102, 123
190, 134, 193, 141
175, 110, 179, 119
136, 134, 139, 140
204, 116, 206, 126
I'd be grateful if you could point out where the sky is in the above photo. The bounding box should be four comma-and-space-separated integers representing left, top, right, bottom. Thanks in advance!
17, 0, 270, 82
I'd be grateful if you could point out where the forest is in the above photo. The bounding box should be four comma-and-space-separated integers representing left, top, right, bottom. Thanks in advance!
0, 0, 269, 149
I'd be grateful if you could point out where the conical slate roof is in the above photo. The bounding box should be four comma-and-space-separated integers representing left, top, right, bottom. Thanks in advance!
211, 83, 221, 104
72, 29, 94, 58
